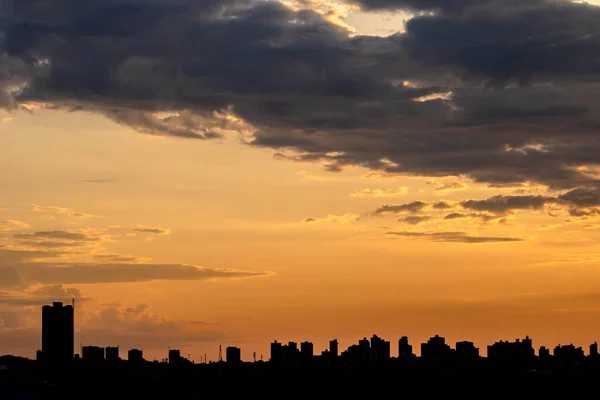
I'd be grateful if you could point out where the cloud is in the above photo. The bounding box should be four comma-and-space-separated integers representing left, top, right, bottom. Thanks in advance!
12, 229, 110, 250
350, 187, 408, 197
373, 201, 429, 215
31, 205, 97, 219
0, 287, 87, 306
370, 191, 600, 223
461, 195, 554, 215
398, 215, 432, 225
3, 262, 270, 286
0, 220, 29, 232
2, 0, 600, 200
76, 302, 231, 351
131, 226, 172, 235
0, 302, 231, 354
387, 231, 525, 243
427, 180, 468, 193
82, 178, 118, 184
303, 213, 360, 224
350, 0, 498, 13
29, 284, 83, 299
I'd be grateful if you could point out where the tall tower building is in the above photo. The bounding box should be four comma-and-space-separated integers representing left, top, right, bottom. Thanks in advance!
41, 301, 74, 363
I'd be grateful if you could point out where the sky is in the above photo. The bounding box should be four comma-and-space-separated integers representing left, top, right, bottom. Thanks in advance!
2, 0, 600, 362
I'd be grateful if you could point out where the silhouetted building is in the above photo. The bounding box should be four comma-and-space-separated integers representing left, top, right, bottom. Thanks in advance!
300, 341, 314, 364
359, 337, 370, 361
128, 349, 144, 363
539, 346, 551, 359
106, 346, 119, 361
455, 341, 479, 362
41, 302, 74, 363
168, 349, 181, 365
590, 342, 598, 357
554, 344, 584, 364
487, 336, 534, 366
421, 335, 452, 362
82, 346, 104, 362
329, 339, 338, 358
370, 335, 390, 361
226, 347, 241, 364
270, 341, 283, 365
398, 336, 413, 359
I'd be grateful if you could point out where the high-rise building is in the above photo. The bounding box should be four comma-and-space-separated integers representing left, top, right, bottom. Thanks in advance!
455, 341, 479, 361
226, 347, 242, 364
398, 336, 413, 359
128, 349, 144, 363
41, 301, 74, 363
590, 342, 598, 357
329, 339, 339, 358
421, 335, 452, 362
270, 341, 283, 364
370, 335, 391, 361
106, 346, 120, 361
82, 346, 105, 362
300, 341, 314, 364
168, 349, 181, 364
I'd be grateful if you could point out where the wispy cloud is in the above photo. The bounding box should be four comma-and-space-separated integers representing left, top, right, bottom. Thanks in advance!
82, 178, 118, 184
303, 213, 360, 224
350, 187, 408, 198
131, 226, 172, 236
0, 220, 30, 232
387, 231, 525, 243
31, 204, 98, 219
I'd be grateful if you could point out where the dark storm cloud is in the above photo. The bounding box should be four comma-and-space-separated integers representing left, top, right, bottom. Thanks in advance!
3, 0, 600, 193
387, 231, 524, 243
351, 0, 515, 13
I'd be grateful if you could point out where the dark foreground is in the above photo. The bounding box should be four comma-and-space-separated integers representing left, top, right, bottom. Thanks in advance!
1, 358, 598, 398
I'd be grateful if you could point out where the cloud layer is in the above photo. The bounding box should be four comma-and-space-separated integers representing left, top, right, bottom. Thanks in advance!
2, 0, 600, 196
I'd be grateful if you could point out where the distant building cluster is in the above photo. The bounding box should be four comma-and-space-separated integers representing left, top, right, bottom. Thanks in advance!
35, 301, 598, 369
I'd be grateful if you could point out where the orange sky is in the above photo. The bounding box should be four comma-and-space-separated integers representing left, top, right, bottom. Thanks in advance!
2, 1, 600, 362
1, 106, 599, 361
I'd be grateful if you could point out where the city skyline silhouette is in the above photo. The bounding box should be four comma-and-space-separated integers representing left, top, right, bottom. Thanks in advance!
3, 0, 600, 397
3, 301, 598, 365
2, 300, 600, 397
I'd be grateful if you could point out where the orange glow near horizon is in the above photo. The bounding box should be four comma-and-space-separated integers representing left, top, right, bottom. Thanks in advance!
1, 108, 600, 362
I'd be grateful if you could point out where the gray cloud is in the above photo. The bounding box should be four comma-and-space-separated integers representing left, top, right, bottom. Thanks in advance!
374, 201, 429, 215
387, 231, 524, 243
461, 195, 553, 215
2, 0, 600, 195
7, 262, 269, 286
131, 226, 171, 235
0, 244, 270, 289
14, 231, 101, 242
354, 0, 502, 12
30, 284, 83, 299
399, 215, 432, 225
374, 191, 600, 220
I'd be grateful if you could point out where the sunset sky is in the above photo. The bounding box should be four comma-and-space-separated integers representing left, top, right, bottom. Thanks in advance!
2, 0, 600, 362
